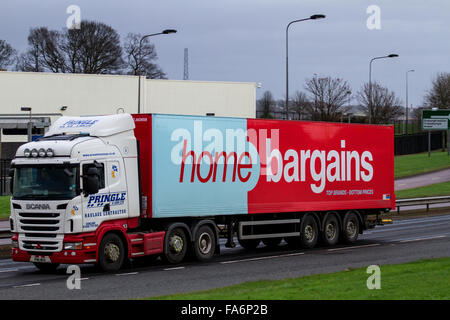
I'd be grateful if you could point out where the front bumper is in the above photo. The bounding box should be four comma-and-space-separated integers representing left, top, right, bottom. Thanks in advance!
11, 233, 98, 264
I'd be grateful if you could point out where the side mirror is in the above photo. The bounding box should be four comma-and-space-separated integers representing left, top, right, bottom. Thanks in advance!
83, 167, 99, 196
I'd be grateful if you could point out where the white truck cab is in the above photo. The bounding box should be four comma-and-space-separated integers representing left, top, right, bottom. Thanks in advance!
9, 114, 140, 270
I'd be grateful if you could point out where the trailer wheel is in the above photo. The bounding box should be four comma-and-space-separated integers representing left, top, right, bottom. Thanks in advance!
341, 212, 360, 244
321, 214, 340, 246
262, 238, 282, 248
193, 225, 216, 262
300, 215, 318, 249
98, 233, 125, 272
163, 227, 188, 264
33, 263, 60, 273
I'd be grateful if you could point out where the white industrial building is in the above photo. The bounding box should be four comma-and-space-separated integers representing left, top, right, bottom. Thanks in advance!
0, 71, 256, 159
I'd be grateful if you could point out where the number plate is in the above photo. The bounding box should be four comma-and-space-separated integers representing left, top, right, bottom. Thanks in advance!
30, 255, 51, 263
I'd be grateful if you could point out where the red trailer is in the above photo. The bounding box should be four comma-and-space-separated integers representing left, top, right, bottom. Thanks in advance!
132, 114, 394, 263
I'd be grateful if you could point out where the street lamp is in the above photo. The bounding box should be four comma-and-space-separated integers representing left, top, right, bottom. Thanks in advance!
405, 69, 415, 134
137, 29, 177, 113
21, 107, 32, 142
368, 54, 399, 124
285, 14, 325, 120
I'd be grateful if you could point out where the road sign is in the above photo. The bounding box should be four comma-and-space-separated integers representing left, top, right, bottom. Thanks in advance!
422, 109, 450, 130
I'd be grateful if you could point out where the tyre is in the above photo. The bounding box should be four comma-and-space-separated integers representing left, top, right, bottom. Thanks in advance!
262, 237, 282, 248
163, 227, 188, 264
98, 233, 126, 272
341, 212, 360, 244
33, 263, 60, 273
193, 225, 216, 262
300, 215, 318, 249
321, 214, 340, 246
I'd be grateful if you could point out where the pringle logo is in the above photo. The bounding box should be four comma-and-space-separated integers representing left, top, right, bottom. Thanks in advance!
26, 204, 51, 210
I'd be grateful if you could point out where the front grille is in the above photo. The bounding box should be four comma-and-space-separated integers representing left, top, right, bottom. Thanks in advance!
22, 240, 60, 251
18, 211, 63, 252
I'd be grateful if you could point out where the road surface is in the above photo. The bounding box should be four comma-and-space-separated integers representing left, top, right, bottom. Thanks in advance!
0, 214, 449, 300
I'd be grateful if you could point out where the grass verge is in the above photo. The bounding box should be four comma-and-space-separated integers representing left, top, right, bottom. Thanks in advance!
149, 257, 450, 300
0, 196, 10, 219
395, 150, 450, 179
396, 181, 450, 199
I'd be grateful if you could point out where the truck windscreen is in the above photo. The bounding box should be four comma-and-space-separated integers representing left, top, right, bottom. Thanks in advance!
12, 165, 79, 200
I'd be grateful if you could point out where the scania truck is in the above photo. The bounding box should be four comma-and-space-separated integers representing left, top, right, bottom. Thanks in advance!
9, 113, 394, 272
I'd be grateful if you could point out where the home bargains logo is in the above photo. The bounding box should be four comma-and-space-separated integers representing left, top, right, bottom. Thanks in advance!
170, 120, 374, 194
87, 192, 126, 208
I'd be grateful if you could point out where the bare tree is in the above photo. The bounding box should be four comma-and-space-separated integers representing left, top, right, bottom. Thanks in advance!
423, 72, 450, 109
0, 39, 17, 70
18, 21, 124, 74
63, 21, 123, 74
357, 81, 403, 124
256, 90, 276, 118
123, 33, 166, 79
304, 75, 352, 121
289, 91, 311, 120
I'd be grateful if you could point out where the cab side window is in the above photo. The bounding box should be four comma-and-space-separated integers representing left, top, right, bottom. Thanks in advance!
83, 162, 105, 190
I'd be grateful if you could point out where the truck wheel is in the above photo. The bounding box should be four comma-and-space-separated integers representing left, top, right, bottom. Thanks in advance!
163, 227, 188, 264
238, 238, 260, 250
262, 238, 282, 248
33, 263, 60, 273
341, 212, 360, 244
193, 225, 216, 262
98, 233, 125, 272
321, 214, 340, 246
300, 215, 318, 249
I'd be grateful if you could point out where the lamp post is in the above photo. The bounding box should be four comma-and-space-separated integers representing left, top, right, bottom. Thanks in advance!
21, 107, 32, 142
368, 53, 399, 124
137, 29, 177, 113
405, 69, 414, 134
285, 14, 325, 120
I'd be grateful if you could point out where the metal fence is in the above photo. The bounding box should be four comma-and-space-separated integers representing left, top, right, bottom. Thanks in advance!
0, 159, 12, 196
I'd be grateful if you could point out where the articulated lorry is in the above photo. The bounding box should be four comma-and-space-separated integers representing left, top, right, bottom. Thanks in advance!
9, 113, 394, 272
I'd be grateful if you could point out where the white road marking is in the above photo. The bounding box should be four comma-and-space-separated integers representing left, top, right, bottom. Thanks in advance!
0, 268, 19, 273
399, 235, 446, 243
163, 266, 185, 271
327, 243, 380, 252
220, 252, 305, 264
115, 272, 138, 276
13, 283, 40, 288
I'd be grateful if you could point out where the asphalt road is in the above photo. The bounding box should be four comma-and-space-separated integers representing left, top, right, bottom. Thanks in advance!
0, 214, 449, 300
395, 168, 450, 191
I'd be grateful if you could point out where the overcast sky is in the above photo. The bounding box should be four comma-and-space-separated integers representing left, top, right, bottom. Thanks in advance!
1, 0, 449, 108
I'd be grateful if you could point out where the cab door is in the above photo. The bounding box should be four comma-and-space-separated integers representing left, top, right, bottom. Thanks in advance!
104, 159, 129, 220
80, 160, 109, 232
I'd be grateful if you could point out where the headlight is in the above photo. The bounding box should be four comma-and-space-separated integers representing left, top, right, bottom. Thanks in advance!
11, 240, 18, 249
31, 148, 38, 158
38, 148, 46, 157
46, 148, 54, 157
64, 242, 83, 250
24, 148, 31, 157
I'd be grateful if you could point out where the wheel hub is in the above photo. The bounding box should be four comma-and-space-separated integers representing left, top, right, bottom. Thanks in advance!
305, 225, 315, 241
346, 221, 356, 237
169, 235, 184, 254
326, 222, 336, 239
104, 243, 120, 262
198, 232, 212, 254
